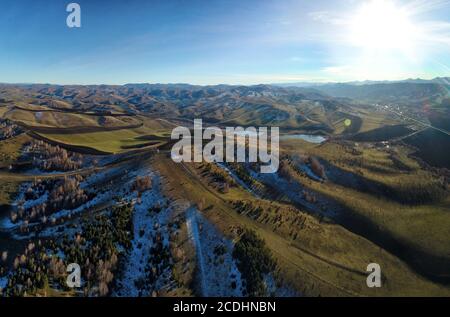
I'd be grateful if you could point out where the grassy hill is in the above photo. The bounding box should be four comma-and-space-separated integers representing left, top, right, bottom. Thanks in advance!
0, 82, 449, 297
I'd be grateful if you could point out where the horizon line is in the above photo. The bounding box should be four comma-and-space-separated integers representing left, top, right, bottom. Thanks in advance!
0, 76, 449, 87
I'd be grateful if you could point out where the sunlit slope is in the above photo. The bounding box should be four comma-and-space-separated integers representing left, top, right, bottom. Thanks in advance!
281, 139, 450, 282
153, 154, 450, 296
0, 83, 405, 135
36, 117, 173, 154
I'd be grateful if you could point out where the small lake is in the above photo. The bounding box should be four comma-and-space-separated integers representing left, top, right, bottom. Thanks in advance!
232, 131, 327, 144
280, 134, 327, 144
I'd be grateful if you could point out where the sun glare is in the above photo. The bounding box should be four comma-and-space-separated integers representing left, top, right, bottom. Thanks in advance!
349, 0, 417, 52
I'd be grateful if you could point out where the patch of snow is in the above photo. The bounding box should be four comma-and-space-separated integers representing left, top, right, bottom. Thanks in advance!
80, 165, 126, 188
114, 172, 173, 297
49, 190, 113, 221
0, 276, 8, 290
6, 188, 113, 235
0, 216, 16, 230
23, 192, 48, 210
216, 163, 260, 198
298, 164, 323, 182
186, 208, 208, 296
0, 183, 47, 230
186, 207, 243, 297
249, 168, 339, 219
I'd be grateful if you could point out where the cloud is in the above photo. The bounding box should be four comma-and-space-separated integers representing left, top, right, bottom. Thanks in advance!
403, 0, 450, 15
419, 21, 450, 46
308, 11, 346, 25
320, 62, 433, 82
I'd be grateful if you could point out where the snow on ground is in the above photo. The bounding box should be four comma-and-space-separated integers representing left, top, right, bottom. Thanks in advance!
298, 164, 323, 182
186, 207, 243, 297
216, 163, 260, 198
1, 158, 301, 297
3, 165, 131, 233
249, 168, 339, 219
46, 190, 112, 222
5, 189, 114, 237
114, 172, 173, 297
0, 184, 48, 231
80, 165, 127, 188
8, 183, 29, 207
96, 155, 117, 167
0, 276, 8, 290
0, 215, 17, 231
22, 192, 48, 210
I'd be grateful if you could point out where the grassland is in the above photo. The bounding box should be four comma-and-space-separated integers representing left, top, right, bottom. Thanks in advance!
353, 109, 400, 133
0, 179, 20, 206
38, 129, 169, 154
153, 153, 450, 296
328, 105, 402, 135
0, 134, 30, 169
280, 139, 450, 281
1, 91, 448, 296
39, 128, 152, 153
35, 117, 172, 154
0, 134, 32, 204
0, 106, 9, 117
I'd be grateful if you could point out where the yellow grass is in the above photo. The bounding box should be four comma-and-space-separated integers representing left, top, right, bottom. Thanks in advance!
153, 154, 450, 296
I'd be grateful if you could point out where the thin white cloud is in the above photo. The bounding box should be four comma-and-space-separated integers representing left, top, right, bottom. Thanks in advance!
419, 21, 450, 46
403, 0, 450, 15
320, 62, 433, 82
308, 11, 346, 25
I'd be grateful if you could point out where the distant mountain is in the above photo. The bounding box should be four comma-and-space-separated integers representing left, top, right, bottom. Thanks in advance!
274, 77, 450, 88
274, 78, 449, 107
0, 83, 360, 132
313, 82, 449, 106
1, 80, 448, 134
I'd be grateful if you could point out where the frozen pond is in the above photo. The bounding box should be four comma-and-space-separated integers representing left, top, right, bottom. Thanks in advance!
280, 134, 326, 144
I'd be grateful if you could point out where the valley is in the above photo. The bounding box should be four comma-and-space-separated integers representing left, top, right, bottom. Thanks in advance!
0, 81, 449, 297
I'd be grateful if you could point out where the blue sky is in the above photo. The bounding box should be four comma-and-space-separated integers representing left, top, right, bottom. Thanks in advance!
0, 0, 449, 84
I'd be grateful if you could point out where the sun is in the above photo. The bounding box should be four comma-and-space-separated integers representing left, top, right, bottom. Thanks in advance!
348, 0, 417, 52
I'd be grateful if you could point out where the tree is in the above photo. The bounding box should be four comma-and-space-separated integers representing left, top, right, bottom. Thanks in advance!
310, 157, 326, 179
232, 230, 276, 296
